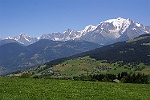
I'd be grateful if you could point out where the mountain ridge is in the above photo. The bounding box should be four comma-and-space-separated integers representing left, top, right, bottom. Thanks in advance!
17, 34, 150, 78
0, 39, 100, 75
1, 17, 150, 45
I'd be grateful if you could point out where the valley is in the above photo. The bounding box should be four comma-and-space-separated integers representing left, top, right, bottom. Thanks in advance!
13, 56, 150, 78
1, 0, 150, 99
10, 34, 150, 82
0, 40, 100, 75
0, 17, 150, 75
1, 18, 150, 83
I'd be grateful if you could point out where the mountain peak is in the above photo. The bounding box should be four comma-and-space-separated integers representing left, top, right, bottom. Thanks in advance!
81, 25, 96, 33
14, 33, 30, 41
104, 17, 131, 24
104, 17, 131, 31
6, 37, 13, 39
63, 29, 74, 33
19, 33, 30, 37
1, 17, 150, 45
13, 33, 37, 45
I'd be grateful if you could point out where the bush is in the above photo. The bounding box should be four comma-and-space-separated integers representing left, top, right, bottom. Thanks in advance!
119, 72, 149, 84
33, 75, 40, 79
20, 73, 30, 78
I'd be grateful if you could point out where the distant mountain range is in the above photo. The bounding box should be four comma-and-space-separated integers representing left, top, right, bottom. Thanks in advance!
0, 34, 38, 46
0, 40, 100, 75
1, 17, 150, 45
1, 17, 150, 75
44, 34, 150, 66
18, 34, 150, 77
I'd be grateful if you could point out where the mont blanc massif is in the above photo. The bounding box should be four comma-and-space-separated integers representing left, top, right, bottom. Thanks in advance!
0, 17, 150, 75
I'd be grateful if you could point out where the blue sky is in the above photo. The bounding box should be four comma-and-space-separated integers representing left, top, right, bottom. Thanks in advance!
0, 0, 150, 38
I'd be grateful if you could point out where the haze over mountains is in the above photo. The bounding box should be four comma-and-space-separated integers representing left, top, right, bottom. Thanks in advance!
1, 17, 150, 45
0, 39, 100, 75
0, 17, 150, 75
13, 34, 150, 77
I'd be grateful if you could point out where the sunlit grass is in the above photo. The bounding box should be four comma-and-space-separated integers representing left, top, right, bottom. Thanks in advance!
0, 78, 150, 100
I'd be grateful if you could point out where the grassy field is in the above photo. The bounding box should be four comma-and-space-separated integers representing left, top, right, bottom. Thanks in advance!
0, 78, 150, 100
31, 56, 150, 77
10, 56, 150, 78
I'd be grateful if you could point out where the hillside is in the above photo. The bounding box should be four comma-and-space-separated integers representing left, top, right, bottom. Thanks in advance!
86, 34, 150, 64
0, 40, 100, 75
12, 34, 150, 77
0, 39, 21, 46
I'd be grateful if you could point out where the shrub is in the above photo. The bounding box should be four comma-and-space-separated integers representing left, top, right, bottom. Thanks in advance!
20, 73, 30, 78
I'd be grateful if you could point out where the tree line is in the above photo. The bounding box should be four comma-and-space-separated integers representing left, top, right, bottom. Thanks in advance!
73, 72, 149, 84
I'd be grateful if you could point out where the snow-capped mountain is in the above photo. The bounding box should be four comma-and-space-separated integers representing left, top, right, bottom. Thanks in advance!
80, 17, 150, 44
40, 17, 150, 45
2, 17, 150, 45
41, 29, 81, 41
1, 33, 39, 46
13, 33, 38, 45
81, 25, 97, 34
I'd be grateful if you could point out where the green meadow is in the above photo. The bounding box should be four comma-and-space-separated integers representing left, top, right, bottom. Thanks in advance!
25, 56, 149, 78
0, 78, 150, 100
